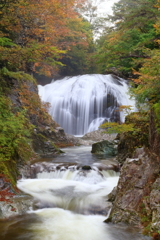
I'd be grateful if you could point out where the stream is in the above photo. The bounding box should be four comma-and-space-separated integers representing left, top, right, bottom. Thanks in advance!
0, 146, 151, 240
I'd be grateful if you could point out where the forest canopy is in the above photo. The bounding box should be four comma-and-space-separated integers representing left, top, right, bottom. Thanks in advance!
0, 0, 160, 147
1, 0, 159, 79
0, 0, 91, 76
95, 0, 160, 77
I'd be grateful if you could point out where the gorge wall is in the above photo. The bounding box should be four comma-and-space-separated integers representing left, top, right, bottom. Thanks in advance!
0, 74, 70, 195
108, 110, 160, 237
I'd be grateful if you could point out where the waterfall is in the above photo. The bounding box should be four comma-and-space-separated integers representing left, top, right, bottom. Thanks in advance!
38, 74, 135, 135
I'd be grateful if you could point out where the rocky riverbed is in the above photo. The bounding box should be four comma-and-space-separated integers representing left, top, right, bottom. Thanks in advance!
0, 130, 118, 218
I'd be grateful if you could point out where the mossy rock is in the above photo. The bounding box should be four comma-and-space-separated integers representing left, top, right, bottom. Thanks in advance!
91, 140, 117, 157
82, 165, 92, 170
32, 132, 63, 156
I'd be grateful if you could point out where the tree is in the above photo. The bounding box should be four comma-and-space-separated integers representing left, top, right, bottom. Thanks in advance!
131, 0, 160, 124
59, 18, 96, 75
95, 0, 159, 77
0, 0, 88, 76
78, 0, 110, 38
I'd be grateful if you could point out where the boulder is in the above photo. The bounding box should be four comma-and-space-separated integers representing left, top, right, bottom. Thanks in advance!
91, 140, 118, 156
93, 160, 120, 172
65, 130, 117, 147
82, 129, 117, 142
0, 195, 33, 218
32, 133, 64, 157
65, 134, 94, 146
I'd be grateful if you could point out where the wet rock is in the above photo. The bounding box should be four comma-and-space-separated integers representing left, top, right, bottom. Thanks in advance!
93, 162, 120, 172
108, 187, 117, 202
7, 76, 70, 163
89, 202, 112, 216
91, 140, 117, 156
21, 162, 80, 178
150, 178, 160, 232
149, 110, 160, 156
115, 133, 136, 165
82, 130, 117, 142
82, 165, 92, 170
0, 195, 33, 218
65, 130, 117, 146
108, 148, 160, 232
32, 132, 64, 157
65, 134, 94, 146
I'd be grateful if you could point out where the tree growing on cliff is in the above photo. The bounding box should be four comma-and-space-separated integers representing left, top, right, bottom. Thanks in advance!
132, 7, 160, 131
0, 0, 92, 185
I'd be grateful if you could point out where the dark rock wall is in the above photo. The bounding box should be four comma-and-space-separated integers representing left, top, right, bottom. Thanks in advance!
149, 110, 160, 155
108, 149, 160, 228
108, 110, 160, 235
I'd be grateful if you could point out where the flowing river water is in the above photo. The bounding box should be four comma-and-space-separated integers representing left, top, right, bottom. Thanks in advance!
0, 146, 151, 240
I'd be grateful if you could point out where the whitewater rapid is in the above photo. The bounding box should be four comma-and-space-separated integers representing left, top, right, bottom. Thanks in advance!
0, 146, 150, 240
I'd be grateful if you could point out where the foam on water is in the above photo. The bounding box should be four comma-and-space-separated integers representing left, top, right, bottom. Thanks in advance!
17, 177, 119, 213
0, 207, 150, 240
27, 208, 109, 240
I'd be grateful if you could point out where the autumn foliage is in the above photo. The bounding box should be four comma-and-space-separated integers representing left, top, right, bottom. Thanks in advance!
0, 0, 88, 76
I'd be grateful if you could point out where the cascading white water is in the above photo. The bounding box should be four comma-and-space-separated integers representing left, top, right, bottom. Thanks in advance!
18, 176, 119, 214
18, 155, 119, 214
22, 208, 109, 240
38, 74, 135, 135
0, 145, 150, 240
16, 167, 149, 240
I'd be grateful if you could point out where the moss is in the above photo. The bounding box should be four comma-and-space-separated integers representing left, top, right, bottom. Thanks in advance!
143, 224, 152, 236
0, 161, 17, 187
116, 112, 149, 163
50, 142, 64, 154
141, 216, 151, 223
104, 216, 112, 223
16, 140, 37, 162
139, 197, 152, 236
1, 67, 36, 83
0, 91, 36, 185
37, 133, 47, 141
0, 72, 64, 190
32, 132, 64, 155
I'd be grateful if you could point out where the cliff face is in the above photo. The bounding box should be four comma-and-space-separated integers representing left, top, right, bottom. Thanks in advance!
149, 110, 160, 156
0, 75, 70, 191
8, 77, 69, 156
108, 111, 160, 237
0, 74, 71, 217
108, 149, 160, 231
